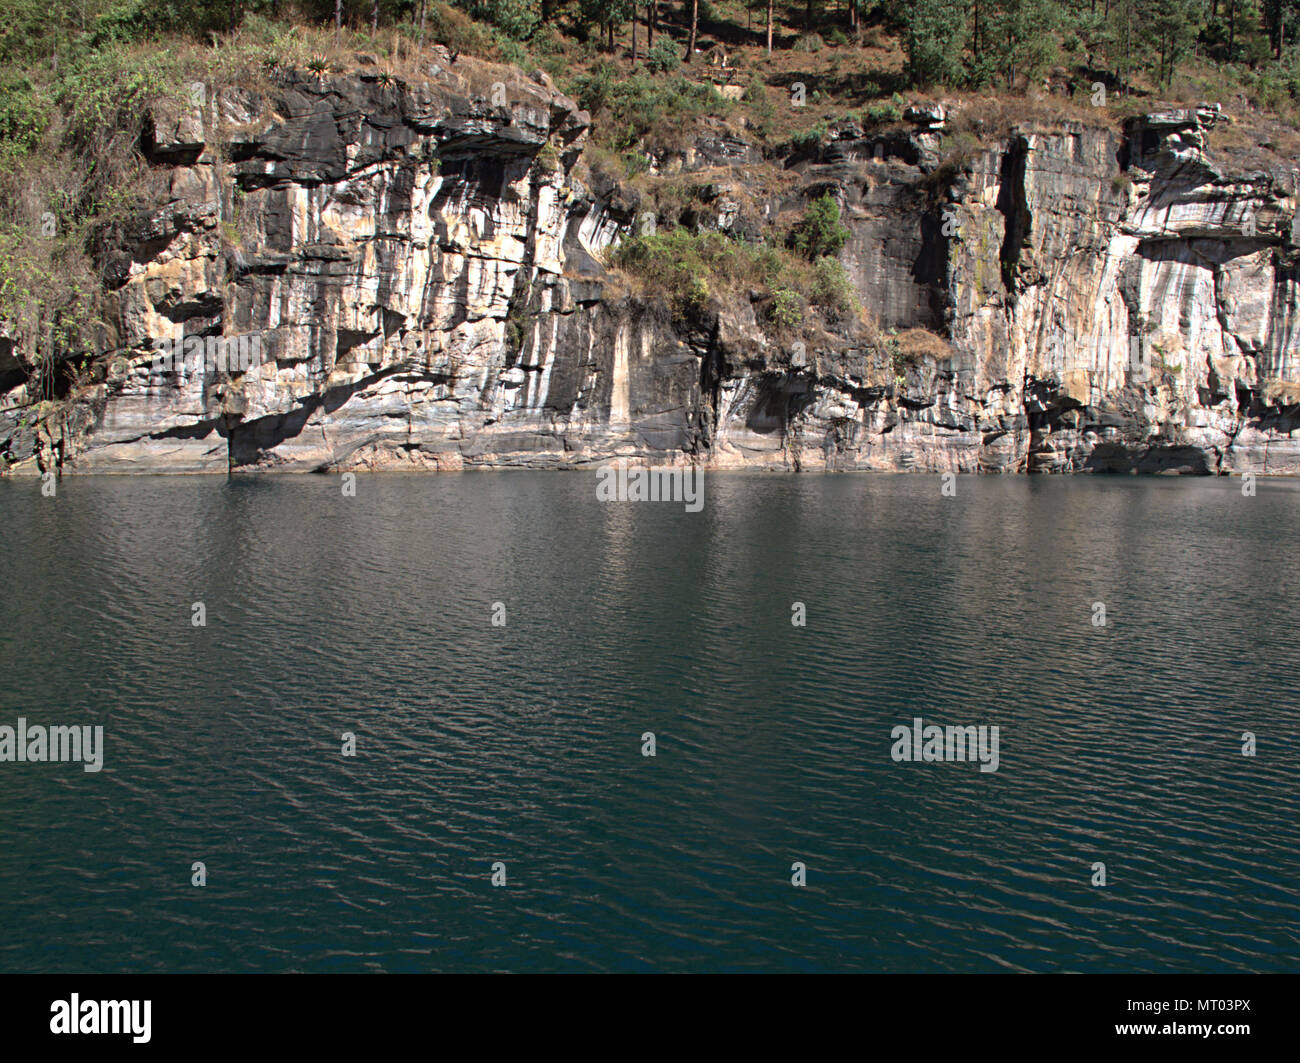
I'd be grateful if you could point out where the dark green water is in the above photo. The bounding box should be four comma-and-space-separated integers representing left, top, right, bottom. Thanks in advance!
1, 471, 1297, 972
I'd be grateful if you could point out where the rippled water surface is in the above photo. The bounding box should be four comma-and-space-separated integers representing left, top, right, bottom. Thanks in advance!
1, 471, 1298, 972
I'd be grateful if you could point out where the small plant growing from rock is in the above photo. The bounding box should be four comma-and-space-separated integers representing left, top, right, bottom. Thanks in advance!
888, 336, 906, 386
767, 288, 804, 329
535, 141, 560, 173
789, 194, 850, 261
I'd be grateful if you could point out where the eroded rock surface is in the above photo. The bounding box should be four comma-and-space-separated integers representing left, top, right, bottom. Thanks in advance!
4, 63, 1298, 476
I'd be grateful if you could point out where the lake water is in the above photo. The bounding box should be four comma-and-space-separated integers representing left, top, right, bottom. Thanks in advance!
1, 471, 1297, 972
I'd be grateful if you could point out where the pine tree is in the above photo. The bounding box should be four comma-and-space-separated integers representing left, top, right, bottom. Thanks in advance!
899, 0, 968, 86
1142, 0, 1203, 85
985, 0, 1058, 89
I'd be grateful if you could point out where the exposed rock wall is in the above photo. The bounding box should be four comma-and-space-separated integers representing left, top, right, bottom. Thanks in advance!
3, 57, 1298, 476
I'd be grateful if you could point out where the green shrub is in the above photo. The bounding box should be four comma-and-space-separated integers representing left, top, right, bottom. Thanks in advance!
56, 46, 179, 155
645, 37, 680, 74
888, 336, 905, 383
535, 141, 561, 173
492, 34, 529, 66
742, 74, 775, 137
790, 120, 829, 151
424, 2, 498, 58
811, 256, 857, 318
793, 32, 824, 53
862, 100, 902, 125
569, 64, 729, 151
0, 75, 49, 156
612, 225, 857, 331
621, 149, 651, 177
767, 287, 804, 328
961, 50, 1000, 90
790, 194, 850, 261
611, 228, 734, 313
464, 0, 540, 40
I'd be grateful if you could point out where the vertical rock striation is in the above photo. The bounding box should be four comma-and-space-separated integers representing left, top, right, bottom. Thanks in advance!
4, 63, 1298, 477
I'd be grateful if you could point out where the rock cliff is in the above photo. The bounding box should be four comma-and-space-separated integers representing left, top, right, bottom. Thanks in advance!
4, 54, 1299, 475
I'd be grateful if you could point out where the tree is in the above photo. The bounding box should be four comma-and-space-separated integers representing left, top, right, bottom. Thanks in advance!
1064, 7, 1113, 70
985, 0, 1058, 88
579, 0, 635, 49
790, 194, 851, 259
1104, 0, 1139, 92
899, 0, 968, 86
1142, 0, 1202, 84
466, 0, 542, 39
686, 0, 698, 60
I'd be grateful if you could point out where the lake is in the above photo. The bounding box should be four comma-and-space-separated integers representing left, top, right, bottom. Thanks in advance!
0, 470, 1297, 972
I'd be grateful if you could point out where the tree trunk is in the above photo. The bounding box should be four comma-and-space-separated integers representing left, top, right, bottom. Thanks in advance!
647, 1, 654, 45
1124, 4, 1131, 95
371, 0, 379, 34
418, 0, 427, 47
336, 0, 343, 35
632, 7, 638, 58
767, 0, 773, 53
686, 0, 698, 61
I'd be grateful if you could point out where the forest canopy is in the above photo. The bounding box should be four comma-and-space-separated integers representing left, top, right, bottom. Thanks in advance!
2, 0, 1299, 95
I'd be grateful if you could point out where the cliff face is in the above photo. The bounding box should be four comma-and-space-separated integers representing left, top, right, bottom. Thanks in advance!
774, 103, 1300, 475
5, 54, 1300, 475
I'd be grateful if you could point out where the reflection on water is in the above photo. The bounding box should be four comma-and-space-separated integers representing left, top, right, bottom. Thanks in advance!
0, 471, 1297, 972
